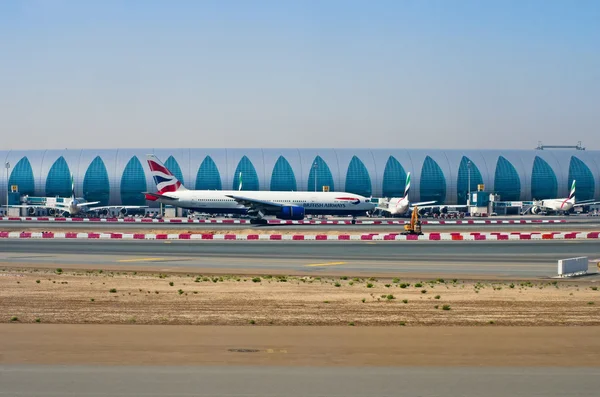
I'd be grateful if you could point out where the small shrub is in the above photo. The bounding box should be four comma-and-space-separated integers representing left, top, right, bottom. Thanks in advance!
36, 280, 40, 284
400, 283, 408, 289
349, 281, 354, 286
489, 321, 495, 324
249, 319, 256, 325
442, 305, 451, 311
348, 322, 355, 326
366, 283, 374, 288
437, 278, 445, 283
90, 298, 95, 302
178, 289, 184, 295
393, 278, 400, 283
169, 282, 174, 286
380, 294, 387, 298
434, 305, 439, 309
452, 279, 458, 283
35, 318, 41, 323
352, 277, 360, 282
434, 295, 440, 299
591, 287, 598, 291
334, 282, 341, 287
588, 302, 595, 305
509, 283, 515, 289
402, 299, 408, 304
415, 283, 423, 288
421, 290, 427, 294
361, 298, 366, 303
323, 300, 330, 304
252, 277, 261, 283
109, 288, 117, 293
155, 291, 159, 294
385, 284, 391, 288
399, 321, 406, 326
55, 268, 63, 274
340, 276, 348, 280
10, 316, 19, 322
386, 294, 395, 300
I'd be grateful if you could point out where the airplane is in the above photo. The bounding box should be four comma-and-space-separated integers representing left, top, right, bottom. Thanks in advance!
529, 180, 600, 215
375, 172, 438, 216
11, 174, 146, 217
144, 154, 376, 224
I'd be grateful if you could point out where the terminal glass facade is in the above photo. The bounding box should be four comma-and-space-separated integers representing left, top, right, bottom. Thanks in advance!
381, 156, 407, 198
568, 156, 595, 201
83, 156, 110, 205
531, 156, 557, 200
270, 156, 297, 191
456, 156, 483, 205
120, 156, 147, 205
307, 155, 334, 192
233, 155, 259, 191
8, 157, 35, 196
195, 156, 222, 190
345, 155, 372, 197
45, 156, 71, 197
420, 156, 446, 203
494, 156, 521, 201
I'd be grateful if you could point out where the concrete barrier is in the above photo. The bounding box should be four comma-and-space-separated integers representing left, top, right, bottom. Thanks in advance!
557, 257, 588, 277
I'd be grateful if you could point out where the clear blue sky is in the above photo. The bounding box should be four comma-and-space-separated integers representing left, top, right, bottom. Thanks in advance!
1, 0, 599, 150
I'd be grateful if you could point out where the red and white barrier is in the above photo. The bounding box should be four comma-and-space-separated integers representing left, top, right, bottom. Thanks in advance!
0, 216, 569, 225
0, 231, 597, 241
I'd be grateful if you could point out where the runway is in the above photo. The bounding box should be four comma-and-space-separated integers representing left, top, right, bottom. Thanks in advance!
2, 239, 599, 278
1, 364, 598, 397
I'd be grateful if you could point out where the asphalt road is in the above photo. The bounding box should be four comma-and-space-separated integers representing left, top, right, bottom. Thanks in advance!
2, 239, 599, 278
1, 365, 598, 397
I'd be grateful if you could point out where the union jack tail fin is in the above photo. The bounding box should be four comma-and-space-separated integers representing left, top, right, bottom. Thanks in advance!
403, 172, 411, 198
146, 154, 188, 194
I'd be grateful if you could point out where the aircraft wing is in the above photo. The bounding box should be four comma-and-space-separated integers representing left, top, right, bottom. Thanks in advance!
574, 201, 600, 207
409, 201, 437, 208
88, 205, 148, 211
226, 195, 294, 212
74, 201, 101, 207
144, 192, 179, 202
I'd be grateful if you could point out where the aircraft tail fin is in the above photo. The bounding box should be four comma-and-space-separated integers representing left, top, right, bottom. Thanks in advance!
404, 172, 411, 198
146, 154, 188, 194
569, 180, 576, 202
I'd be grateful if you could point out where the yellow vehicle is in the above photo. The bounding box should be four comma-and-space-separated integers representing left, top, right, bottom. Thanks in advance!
402, 205, 423, 235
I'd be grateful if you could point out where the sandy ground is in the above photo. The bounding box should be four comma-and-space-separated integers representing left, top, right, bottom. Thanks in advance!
2, 267, 600, 326
2, 324, 600, 367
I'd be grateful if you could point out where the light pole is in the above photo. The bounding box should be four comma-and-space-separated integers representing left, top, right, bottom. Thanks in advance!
467, 160, 471, 207
5, 162, 10, 215
313, 162, 318, 192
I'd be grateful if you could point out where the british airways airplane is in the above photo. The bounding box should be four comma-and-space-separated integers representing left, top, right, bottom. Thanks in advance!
145, 155, 376, 223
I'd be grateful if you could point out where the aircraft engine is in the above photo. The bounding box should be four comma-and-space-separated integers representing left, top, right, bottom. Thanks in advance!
277, 206, 305, 220
100, 209, 110, 216
27, 207, 36, 216
439, 206, 448, 214
119, 208, 128, 216
48, 208, 56, 216
531, 206, 540, 215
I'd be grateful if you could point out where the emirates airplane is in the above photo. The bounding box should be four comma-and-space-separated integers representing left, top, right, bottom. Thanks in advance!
529, 180, 600, 215
375, 172, 438, 216
144, 155, 375, 223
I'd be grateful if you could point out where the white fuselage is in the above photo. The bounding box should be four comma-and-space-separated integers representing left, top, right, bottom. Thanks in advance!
155, 190, 375, 216
385, 197, 410, 216
535, 198, 574, 212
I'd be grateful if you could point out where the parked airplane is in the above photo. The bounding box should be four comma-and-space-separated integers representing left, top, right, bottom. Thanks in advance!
530, 180, 600, 215
11, 175, 145, 216
144, 155, 375, 223
375, 172, 438, 216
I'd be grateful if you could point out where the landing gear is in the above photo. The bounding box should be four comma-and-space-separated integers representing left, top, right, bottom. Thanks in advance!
351, 217, 357, 225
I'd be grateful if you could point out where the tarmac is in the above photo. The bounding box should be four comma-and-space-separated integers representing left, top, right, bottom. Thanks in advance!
2, 239, 599, 278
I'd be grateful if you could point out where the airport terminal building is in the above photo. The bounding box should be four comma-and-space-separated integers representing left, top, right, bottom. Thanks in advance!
1, 148, 600, 207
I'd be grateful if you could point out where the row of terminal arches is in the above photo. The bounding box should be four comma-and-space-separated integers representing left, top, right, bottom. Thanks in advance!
7, 154, 598, 205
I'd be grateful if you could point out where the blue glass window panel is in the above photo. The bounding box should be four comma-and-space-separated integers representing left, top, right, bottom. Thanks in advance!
164, 156, 185, 186
345, 156, 372, 197
195, 156, 222, 190
120, 156, 147, 205
307, 156, 335, 192
45, 156, 71, 197
83, 156, 110, 206
382, 156, 407, 198
494, 156, 521, 201
456, 156, 483, 204
232, 156, 259, 191
270, 156, 297, 191
420, 156, 446, 203
568, 156, 595, 201
531, 156, 557, 200
8, 157, 35, 196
